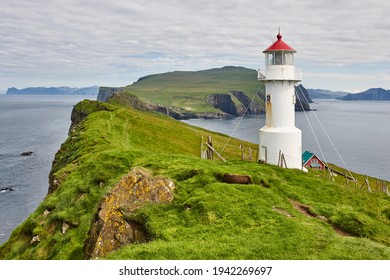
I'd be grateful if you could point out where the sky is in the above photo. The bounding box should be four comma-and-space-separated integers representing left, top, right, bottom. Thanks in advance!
1, 0, 390, 93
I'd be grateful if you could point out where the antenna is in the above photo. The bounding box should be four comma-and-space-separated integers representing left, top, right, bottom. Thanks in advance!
278, 26, 281, 34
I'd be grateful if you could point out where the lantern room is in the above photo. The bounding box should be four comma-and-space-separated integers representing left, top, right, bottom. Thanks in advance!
259, 33, 301, 82
264, 33, 296, 66
265, 51, 294, 66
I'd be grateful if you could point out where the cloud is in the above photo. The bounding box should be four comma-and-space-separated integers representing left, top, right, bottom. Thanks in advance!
1, 0, 390, 90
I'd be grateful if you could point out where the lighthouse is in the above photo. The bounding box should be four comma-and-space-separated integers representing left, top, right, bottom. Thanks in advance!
258, 32, 303, 169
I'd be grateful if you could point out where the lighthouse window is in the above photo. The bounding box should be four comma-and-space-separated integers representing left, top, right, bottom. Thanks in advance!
284, 53, 294, 65
266, 53, 272, 66
266, 94, 271, 103
267, 52, 294, 65
292, 93, 296, 104
274, 52, 283, 65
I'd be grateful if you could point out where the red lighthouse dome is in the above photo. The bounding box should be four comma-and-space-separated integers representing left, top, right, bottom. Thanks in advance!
264, 33, 296, 53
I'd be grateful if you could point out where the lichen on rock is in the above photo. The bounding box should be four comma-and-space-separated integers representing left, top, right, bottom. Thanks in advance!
84, 167, 175, 259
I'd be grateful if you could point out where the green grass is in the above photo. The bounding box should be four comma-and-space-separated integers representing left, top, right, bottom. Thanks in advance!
120, 66, 264, 113
1, 100, 389, 260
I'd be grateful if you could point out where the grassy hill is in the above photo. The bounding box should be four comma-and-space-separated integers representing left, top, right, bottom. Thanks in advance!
101, 66, 312, 116
121, 66, 264, 113
1, 100, 389, 260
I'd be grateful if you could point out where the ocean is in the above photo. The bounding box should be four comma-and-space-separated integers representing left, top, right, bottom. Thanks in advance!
183, 100, 390, 182
0, 95, 92, 244
0, 96, 389, 245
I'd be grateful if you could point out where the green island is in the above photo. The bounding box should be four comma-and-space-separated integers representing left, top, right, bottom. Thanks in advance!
0, 67, 389, 260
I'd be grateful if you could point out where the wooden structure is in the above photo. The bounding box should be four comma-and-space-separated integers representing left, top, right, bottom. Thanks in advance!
302, 151, 325, 171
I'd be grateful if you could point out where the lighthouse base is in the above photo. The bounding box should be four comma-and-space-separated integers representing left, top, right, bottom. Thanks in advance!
259, 127, 302, 170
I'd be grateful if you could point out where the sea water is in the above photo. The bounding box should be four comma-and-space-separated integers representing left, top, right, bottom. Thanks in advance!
183, 100, 390, 182
0, 95, 92, 244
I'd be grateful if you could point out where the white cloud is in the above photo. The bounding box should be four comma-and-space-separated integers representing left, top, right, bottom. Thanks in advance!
1, 0, 390, 90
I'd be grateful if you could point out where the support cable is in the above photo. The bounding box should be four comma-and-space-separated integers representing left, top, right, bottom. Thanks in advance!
295, 86, 329, 167
220, 84, 263, 155
296, 85, 355, 179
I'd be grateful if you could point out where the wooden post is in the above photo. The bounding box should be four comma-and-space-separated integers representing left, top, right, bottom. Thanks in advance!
207, 136, 213, 160
201, 136, 204, 159
380, 180, 383, 192
205, 142, 227, 162
239, 143, 244, 160
384, 183, 389, 196
363, 175, 372, 193
281, 153, 287, 168
277, 151, 287, 168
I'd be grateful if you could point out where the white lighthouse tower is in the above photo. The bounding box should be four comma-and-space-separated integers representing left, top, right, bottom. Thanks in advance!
258, 32, 303, 169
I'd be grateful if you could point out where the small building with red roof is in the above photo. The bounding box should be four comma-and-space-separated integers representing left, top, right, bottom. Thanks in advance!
302, 151, 325, 171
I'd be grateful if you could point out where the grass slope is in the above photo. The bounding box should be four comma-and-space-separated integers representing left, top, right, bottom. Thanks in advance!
1, 100, 390, 260
121, 66, 264, 112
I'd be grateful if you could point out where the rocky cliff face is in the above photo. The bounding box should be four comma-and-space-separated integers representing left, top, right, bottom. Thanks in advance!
98, 88, 229, 119
295, 85, 312, 111
68, 100, 111, 136
97, 87, 123, 102
231, 91, 264, 114
207, 93, 238, 116
84, 167, 175, 259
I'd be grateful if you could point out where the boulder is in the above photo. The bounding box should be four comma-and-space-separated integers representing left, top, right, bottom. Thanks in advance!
84, 167, 175, 259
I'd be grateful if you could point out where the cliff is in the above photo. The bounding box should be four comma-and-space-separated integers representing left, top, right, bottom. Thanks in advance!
295, 84, 313, 111
1, 99, 390, 260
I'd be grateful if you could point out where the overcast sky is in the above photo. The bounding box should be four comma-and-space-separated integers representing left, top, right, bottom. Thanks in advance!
1, 0, 389, 93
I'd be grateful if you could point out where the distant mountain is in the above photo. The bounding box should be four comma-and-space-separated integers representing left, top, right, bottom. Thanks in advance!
6, 86, 99, 95
307, 88, 350, 99
337, 88, 390, 100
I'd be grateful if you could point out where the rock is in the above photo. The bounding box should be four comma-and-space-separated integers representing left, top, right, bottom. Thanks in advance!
20, 151, 33, 156
222, 174, 252, 184
42, 210, 50, 217
62, 222, 69, 234
231, 91, 263, 114
97, 86, 122, 102
84, 167, 175, 259
317, 215, 329, 222
0, 187, 15, 192
30, 235, 40, 245
295, 85, 312, 111
48, 179, 60, 194
207, 94, 238, 116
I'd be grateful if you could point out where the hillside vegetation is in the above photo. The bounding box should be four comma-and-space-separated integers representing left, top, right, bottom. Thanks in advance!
98, 66, 312, 118
122, 66, 263, 113
1, 100, 389, 260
